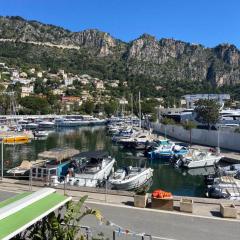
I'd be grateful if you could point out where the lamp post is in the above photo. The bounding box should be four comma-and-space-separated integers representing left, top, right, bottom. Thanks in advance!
216, 126, 221, 155
1, 140, 3, 180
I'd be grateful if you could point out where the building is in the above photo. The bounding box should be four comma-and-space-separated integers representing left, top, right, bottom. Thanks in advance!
0, 62, 6, 68
61, 96, 82, 112
93, 80, 105, 89
11, 70, 19, 79
52, 89, 64, 95
79, 78, 90, 85
64, 78, 74, 86
29, 68, 35, 74
13, 78, 32, 85
19, 72, 28, 78
37, 71, 43, 78
21, 85, 34, 97
182, 94, 231, 109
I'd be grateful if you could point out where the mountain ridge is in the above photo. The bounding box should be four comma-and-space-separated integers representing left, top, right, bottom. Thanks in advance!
0, 15, 240, 89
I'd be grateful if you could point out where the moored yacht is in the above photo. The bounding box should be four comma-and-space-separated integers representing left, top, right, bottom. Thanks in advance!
118, 130, 155, 150
38, 120, 55, 128
69, 151, 115, 187
181, 149, 223, 168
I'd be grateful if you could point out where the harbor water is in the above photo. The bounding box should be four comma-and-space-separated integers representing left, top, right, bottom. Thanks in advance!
1, 126, 206, 197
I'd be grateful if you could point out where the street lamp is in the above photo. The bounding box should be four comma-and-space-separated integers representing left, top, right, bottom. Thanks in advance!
1, 140, 3, 180
216, 126, 221, 155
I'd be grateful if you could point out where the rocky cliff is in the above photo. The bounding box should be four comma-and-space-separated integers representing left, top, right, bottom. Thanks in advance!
0, 16, 240, 87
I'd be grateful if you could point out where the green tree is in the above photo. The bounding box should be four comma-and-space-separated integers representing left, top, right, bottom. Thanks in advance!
104, 100, 117, 116
161, 117, 176, 125
182, 121, 197, 146
81, 100, 95, 115
195, 99, 220, 129
20, 96, 50, 114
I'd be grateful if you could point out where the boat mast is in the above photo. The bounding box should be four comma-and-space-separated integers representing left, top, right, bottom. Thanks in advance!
131, 94, 133, 127
139, 91, 141, 129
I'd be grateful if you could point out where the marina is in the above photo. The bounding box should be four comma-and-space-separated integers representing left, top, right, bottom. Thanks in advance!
1, 125, 207, 197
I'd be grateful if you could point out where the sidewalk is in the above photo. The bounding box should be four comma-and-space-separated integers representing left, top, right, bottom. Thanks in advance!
1, 179, 240, 220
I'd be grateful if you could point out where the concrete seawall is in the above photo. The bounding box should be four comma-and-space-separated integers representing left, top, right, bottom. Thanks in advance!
150, 122, 240, 152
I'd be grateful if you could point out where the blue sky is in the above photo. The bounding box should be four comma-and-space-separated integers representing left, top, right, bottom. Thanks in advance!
0, 0, 239, 48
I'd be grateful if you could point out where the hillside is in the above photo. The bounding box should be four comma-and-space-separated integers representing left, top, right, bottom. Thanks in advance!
0, 16, 240, 99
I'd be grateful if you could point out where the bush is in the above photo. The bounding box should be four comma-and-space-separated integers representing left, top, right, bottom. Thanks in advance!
161, 117, 176, 125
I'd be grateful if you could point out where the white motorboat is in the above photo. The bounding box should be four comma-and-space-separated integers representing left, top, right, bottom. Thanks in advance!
38, 121, 55, 128
7, 159, 46, 175
182, 149, 223, 168
109, 166, 153, 190
69, 151, 115, 187
34, 130, 49, 138
25, 123, 39, 130
118, 130, 155, 150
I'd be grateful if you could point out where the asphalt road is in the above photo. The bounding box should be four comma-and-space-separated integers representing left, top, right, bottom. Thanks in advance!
0, 190, 16, 202
0, 190, 239, 240
81, 202, 240, 240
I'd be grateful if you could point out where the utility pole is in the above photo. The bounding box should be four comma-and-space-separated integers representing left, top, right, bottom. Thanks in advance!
1, 140, 3, 180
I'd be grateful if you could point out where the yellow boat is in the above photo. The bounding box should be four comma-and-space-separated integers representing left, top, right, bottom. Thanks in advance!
3, 135, 29, 144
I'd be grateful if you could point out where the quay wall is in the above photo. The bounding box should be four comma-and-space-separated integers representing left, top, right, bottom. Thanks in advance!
150, 122, 240, 152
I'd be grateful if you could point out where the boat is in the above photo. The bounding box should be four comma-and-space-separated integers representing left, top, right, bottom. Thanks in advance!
34, 130, 49, 138
181, 149, 223, 168
19, 120, 38, 130
216, 164, 240, 176
118, 130, 155, 150
109, 166, 153, 191
55, 115, 106, 127
1, 134, 29, 144
38, 121, 55, 128
206, 176, 240, 199
149, 139, 189, 159
69, 151, 115, 187
25, 123, 39, 130
7, 159, 46, 175
31, 147, 81, 182
111, 127, 135, 142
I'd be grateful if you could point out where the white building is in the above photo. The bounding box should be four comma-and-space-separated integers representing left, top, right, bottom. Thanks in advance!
52, 89, 64, 95
182, 94, 231, 109
20, 72, 28, 78
93, 80, 105, 89
12, 70, 19, 79
79, 78, 90, 85
64, 78, 74, 86
13, 78, 32, 85
21, 85, 34, 97
37, 72, 43, 78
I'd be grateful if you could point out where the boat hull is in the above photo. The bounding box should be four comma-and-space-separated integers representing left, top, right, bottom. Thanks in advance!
110, 168, 153, 191
183, 157, 221, 168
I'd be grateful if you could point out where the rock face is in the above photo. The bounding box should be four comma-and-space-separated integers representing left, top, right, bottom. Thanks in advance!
0, 16, 122, 56
0, 16, 240, 86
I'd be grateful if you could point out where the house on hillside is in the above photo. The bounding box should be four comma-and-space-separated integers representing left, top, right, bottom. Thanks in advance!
93, 80, 105, 90
61, 96, 82, 112
21, 85, 34, 97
